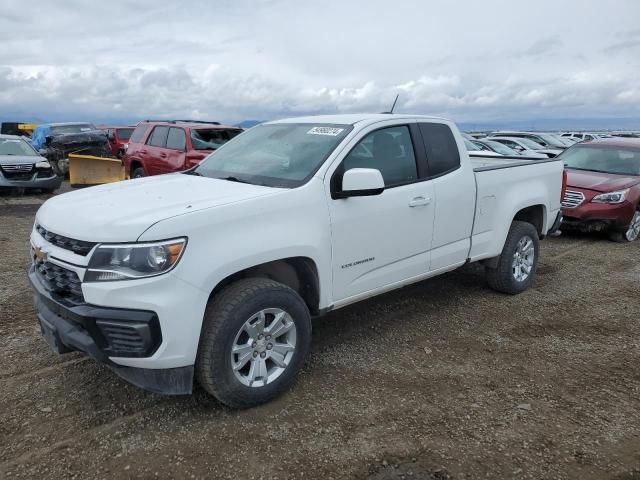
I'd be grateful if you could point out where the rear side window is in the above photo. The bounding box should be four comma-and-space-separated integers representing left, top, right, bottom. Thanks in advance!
419, 123, 460, 177
166, 128, 186, 150
191, 128, 239, 150
147, 126, 169, 147
130, 125, 149, 143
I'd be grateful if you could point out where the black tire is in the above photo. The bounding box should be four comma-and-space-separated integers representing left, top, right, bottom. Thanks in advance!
608, 209, 640, 243
132, 167, 145, 179
196, 278, 312, 408
41, 188, 57, 194
485, 221, 540, 295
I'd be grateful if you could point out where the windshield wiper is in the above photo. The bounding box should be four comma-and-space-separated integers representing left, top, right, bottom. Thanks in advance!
219, 176, 252, 184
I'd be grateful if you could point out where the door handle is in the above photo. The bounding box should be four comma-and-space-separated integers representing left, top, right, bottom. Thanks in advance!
408, 196, 432, 207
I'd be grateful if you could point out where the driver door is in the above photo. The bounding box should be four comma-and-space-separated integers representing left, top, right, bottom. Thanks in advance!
327, 123, 435, 303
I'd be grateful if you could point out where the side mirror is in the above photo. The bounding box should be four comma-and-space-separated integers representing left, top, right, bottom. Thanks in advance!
334, 168, 385, 199
514, 145, 524, 152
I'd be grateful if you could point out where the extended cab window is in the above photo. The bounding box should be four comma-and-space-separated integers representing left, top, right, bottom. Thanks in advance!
166, 128, 186, 150
342, 126, 418, 186
147, 126, 169, 147
419, 123, 460, 177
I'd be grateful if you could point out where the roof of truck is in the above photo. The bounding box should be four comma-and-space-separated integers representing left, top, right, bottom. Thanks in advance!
581, 137, 640, 150
269, 113, 448, 126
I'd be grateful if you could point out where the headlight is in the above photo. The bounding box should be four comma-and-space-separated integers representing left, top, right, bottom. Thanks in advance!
35, 161, 51, 169
85, 238, 186, 282
591, 189, 629, 204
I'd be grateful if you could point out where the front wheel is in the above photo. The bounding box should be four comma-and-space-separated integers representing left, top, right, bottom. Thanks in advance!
609, 209, 640, 243
196, 278, 312, 408
132, 167, 145, 179
485, 221, 539, 294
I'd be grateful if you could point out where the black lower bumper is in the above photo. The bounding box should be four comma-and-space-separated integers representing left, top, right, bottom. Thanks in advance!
28, 267, 193, 395
561, 217, 625, 233
547, 211, 563, 235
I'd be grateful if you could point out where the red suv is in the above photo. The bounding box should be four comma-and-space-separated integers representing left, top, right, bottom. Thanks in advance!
123, 120, 242, 178
561, 138, 640, 242
103, 126, 135, 157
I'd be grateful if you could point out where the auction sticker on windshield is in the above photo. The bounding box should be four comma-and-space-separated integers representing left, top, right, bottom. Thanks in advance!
307, 126, 344, 136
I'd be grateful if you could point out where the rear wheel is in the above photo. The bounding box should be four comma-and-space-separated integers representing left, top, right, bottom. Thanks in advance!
196, 278, 312, 408
609, 209, 640, 243
132, 167, 145, 179
485, 221, 539, 294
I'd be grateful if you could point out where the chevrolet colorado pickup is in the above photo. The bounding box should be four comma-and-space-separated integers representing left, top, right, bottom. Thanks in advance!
29, 114, 565, 408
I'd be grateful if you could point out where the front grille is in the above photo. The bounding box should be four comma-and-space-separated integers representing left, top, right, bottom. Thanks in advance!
1, 164, 34, 180
97, 321, 148, 355
36, 225, 97, 256
34, 258, 84, 303
562, 190, 585, 208
1, 163, 33, 173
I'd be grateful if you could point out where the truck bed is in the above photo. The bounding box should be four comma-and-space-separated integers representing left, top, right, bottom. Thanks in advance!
467, 153, 564, 262
470, 154, 555, 171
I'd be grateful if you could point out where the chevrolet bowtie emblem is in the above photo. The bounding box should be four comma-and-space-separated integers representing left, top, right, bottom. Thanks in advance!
34, 246, 48, 261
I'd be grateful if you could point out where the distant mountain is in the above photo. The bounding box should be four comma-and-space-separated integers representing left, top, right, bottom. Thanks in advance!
236, 120, 264, 129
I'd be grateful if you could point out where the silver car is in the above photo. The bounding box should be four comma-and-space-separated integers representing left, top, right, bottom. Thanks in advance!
0, 134, 62, 192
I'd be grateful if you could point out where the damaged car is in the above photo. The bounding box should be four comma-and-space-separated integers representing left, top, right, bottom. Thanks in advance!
31, 123, 112, 176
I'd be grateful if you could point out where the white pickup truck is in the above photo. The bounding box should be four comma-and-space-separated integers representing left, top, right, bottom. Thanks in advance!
29, 114, 564, 407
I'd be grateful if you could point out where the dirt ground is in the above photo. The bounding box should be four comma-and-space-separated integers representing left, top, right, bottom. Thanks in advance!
1, 184, 639, 480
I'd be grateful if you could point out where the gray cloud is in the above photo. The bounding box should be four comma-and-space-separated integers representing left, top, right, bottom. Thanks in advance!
1, 0, 639, 124
520, 37, 563, 57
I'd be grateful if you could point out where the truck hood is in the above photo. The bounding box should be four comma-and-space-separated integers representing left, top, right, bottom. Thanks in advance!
36, 173, 280, 242
0, 154, 45, 165
566, 169, 640, 193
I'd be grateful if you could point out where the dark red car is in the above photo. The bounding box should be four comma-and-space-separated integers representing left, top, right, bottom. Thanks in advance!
123, 120, 242, 178
560, 138, 640, 242
103, 126, 135, 157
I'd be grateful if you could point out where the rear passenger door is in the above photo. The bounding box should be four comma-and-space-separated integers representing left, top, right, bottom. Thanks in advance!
160, 127, 187, 173
418, 122, 476, 271
145, 126, 169, 175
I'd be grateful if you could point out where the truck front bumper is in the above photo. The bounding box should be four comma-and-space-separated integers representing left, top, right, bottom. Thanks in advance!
0, 171, 62, 189
28, 267, 194, 395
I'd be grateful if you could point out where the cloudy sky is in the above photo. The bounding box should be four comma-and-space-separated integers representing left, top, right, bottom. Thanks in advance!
1, 0, 639, 127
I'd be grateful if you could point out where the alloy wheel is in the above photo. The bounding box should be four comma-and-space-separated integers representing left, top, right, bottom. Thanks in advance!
512, 235, 535, 282
625, 211, 640, 242
230, 308, 297, 387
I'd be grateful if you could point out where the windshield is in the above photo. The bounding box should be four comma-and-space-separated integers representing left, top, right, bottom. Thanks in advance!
537, 133, 566, 148
116, 128, 134, 140
49, 124, 95, 135
562, 145, 640, 176
0, 138, 38, 156
483, 140, 517, 155
516, 138, 545, 150
464, 139, 481, 151
194, 123, 352, 187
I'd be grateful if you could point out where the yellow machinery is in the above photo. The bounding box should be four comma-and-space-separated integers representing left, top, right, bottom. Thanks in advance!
68, 154, 127, 188
18, 123, 38, 136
